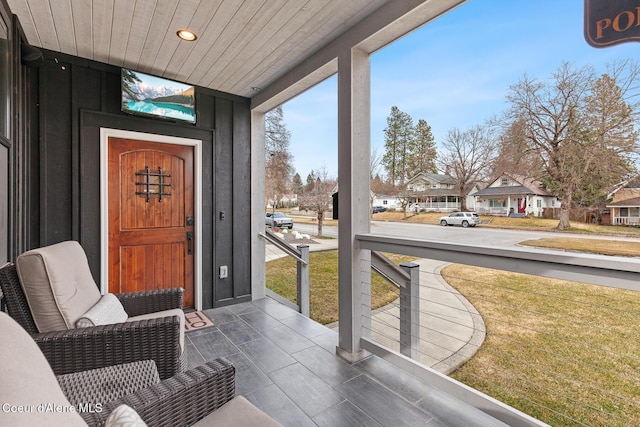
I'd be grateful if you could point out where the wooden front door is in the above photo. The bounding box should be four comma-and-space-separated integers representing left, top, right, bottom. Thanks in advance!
108, 137, 194, 307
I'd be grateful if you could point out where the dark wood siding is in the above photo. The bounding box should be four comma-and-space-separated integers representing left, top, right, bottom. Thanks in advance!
29, 50, 251, 308
0, 143, 7, 264
0, 0, 11, 264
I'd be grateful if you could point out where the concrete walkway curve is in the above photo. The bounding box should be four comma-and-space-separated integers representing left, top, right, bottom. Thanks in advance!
264, 236, 485, 374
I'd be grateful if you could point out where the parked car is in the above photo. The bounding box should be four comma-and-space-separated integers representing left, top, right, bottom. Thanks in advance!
372, 206, 387, 213
266, 212, 294, 229
439, 212, 480, 228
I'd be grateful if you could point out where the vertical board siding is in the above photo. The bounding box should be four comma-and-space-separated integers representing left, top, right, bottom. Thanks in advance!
36, 49, 250, 309
232, 100, 252, 299
0, 144, 8, 264
214, 97, 234, 302
41, 57, 72, 243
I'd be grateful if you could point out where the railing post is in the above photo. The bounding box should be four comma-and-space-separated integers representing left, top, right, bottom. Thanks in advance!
400, 262, 419, 360
297, 244, 310, 317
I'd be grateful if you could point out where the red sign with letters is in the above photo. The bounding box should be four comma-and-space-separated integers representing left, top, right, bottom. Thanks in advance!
585, 0, 640, 47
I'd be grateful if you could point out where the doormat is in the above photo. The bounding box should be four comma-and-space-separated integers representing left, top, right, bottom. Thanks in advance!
184, 311, 214, 332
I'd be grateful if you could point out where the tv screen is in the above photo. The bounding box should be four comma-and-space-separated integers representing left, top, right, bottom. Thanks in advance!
121, 69, 196, 124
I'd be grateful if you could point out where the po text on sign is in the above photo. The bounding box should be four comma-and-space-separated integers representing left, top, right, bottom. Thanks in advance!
584, 0, 640, 47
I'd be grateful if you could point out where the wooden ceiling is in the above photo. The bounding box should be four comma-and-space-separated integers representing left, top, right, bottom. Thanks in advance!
8, 0, 390, 98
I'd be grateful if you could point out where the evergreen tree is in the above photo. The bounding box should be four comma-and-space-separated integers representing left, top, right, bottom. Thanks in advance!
292, 173, 304, 196
409, 119, 438, 175
305, 170, 316, 193
382, 106, 414, 186
121, 69, 142, 102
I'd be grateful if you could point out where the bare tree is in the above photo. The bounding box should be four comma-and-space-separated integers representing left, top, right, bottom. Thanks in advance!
370, 174, 395, 196
506, 61, 639, 229
395, 184, 415, 219
492, 117, 543, 180
369, 147, 383, 209
370, 146, 383, 180
438, 124, 496, 211
299, 166, 336, 237
265, 106, 294, 212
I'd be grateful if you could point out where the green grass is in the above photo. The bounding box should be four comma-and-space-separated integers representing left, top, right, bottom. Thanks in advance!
266, 250, 411, 325
520, 237, 640, 257
442, 264, 640, 426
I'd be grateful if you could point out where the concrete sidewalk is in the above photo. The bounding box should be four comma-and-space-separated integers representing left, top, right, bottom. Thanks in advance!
264, 237, 484, 374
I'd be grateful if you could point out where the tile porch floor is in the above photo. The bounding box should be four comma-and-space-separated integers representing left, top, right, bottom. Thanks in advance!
185, 298, 507, 427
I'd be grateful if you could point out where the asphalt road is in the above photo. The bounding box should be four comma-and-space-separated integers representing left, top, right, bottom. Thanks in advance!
291, 218, 640, 247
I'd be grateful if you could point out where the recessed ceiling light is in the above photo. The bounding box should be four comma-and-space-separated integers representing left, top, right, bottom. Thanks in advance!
177, 30, 197, 41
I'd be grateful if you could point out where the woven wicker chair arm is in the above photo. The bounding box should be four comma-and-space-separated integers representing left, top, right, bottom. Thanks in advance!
33, 316, 182, 379
82, 358, 236, 427
0, 263, 39, 334
116, 288, 184, 316
58, 360, 160, 407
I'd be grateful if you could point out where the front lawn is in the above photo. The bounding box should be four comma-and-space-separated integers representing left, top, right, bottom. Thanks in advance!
266, 250, 411, 324
443, 264, 640, 427
520, 237, 640, 257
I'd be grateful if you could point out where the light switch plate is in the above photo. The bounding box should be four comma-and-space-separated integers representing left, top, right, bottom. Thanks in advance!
219, 265, 228, 279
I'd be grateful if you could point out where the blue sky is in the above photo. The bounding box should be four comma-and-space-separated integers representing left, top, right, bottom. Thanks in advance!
282, 0, 639, 179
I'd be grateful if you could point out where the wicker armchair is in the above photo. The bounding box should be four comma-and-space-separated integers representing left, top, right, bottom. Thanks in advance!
0, 262, 185, 379
0, 310, 260, 427
62, 358, 237, 427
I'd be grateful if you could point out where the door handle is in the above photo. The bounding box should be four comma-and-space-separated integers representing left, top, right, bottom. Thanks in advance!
187, 231, 193, 255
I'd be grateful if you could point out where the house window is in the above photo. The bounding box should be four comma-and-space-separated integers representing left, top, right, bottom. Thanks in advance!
489, 199, 506, 207
631, 207, 639, 217
431, 182, 437, 188
382, 200, 387, 205
620, 208, 629, 217
537, 200, 542, 208
501, 177, 509, 186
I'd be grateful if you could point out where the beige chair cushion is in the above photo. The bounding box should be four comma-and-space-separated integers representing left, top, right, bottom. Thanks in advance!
0, 312, 87, 426
193, 396, 283, 427
128, 309, 186, 354
16, 241, 101, 332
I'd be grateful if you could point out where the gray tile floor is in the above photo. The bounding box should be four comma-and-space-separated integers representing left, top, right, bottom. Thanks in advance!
186, 298, 507, 427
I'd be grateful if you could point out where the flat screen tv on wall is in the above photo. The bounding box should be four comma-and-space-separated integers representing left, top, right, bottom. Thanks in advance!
121, 69, 196, 124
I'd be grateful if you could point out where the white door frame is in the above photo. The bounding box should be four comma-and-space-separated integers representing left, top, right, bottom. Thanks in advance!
100, 128, 203, 310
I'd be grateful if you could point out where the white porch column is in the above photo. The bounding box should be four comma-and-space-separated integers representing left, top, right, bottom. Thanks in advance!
336, 47, 371, 362
251, 110, 267, 300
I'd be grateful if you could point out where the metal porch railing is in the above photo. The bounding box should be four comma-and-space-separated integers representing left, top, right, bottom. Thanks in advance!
355, 233, 640, 427
260, 229, 310, 316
